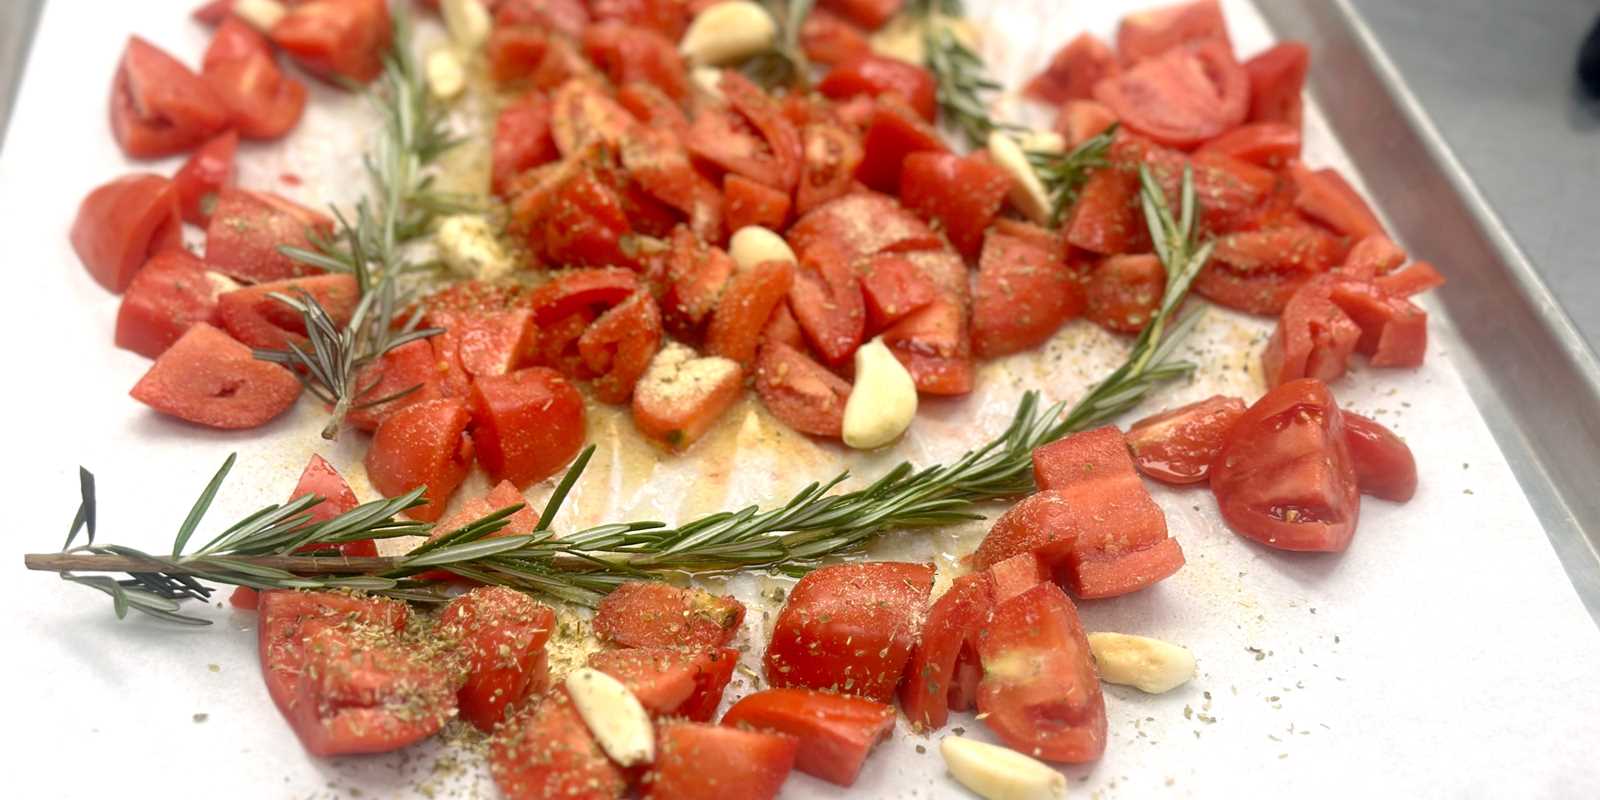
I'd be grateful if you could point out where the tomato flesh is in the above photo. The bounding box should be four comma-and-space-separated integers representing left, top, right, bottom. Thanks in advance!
490, 689, 629, 800
899, 151, 1013, 261
1094, 40, 1248, 150
796, 121, 865, 215
724, 173, 792, 233
858, 253, 937, 332
111, 36, 230, 159
1342, 411, 1418, 503
1025, 32, 1119, 104
972, 229, 1084, 357
801, 9, 870, 67
855, 100, 949, 192
172, 130, 238, 226
364, 398, 475, 521
217, 273, 360, 351
440, 587, 556, 732
594, 582, 746, 649
71, 174, 184, 294
1127, 395, 1247, 484
202, 19, 307, 140
1117, 0, 1232, 64
707, 259, 796, 369
1086, 254, 1164, 334
1262, 279, 1362, 387
579, 291, 664, 403
130, 323, 301, 429
270, 0, 392, 85
469, 367, 587, 489
115, 251, 228, 358
754, 341, 853, 437
492, 93, 558, 197
900, 574, 992, 731
631, 345, 743, 449
819, 54, 938, 122
720, 688, 895, 787
789, 246, 866, 365
1244, 41, 1310, 128
647, 722, 797, 800
590, 646, 740, 721
204, 189, 333, 284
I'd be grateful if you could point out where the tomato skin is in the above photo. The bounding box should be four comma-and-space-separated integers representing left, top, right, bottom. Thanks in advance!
204, 189, 334, 284
720, 688, 896, 787
1065, 167, 1144, 256
490, 689, 629, 800
763, 561, 933, 702
594, 581, 746, 649
469, 367, 586, 489
365, 398, 475, 522
270, 0, 392, 85
1116, 0, 1231, 64
707, 260, 796, 369
1289, 162, 1385, 239
1086, 254, 1164, 334
754, 341, 853, 437
974, 582, 1106, 764
590, 647, 740, 721
971, 229, 1084, 358
817, 0, 900, 30
788, 247, 866, 365
1094, 40, 1249, 150
345, 340, 445, 432
660, 228, 734, 334
427, 309, 540, 382
71, 174, 184, 294
899, 152, 1013, 261
900, 574, 992, 731
647, 722, 797, 800
1192, 261, 1309, 316
581, 21, 690, 101
1244, 41, 1310, 128
796, 122, 865, 215
172, 131, 238, 226
801, 9, 870, 66
578, 292, 663, 403
115, 251, 228, 359
217, 273, 360, 351
1195, 121, 1301, 168
1342, 411, 1418, 502
130, 323, 301, 429
439, 587, 556, 732
1127, 395, 1247, 484
110, 37, 230, 159
201, 19, 307, 140
819, 54, 937, 122
787, 192, 941, 265
1326, 280, 1428, 368
1375, 261, 1445, 298
724, 173, 792, 232
761, 302, 807, 350
492, 93, 557, 197
1211, 378, 1361, 552
526, 267, 641, 324
986, 552, 1048, 602
1262, 279, 1362, 387
1026, 32, 1120, 105
1212, 225, 1346, 276
287, 454, 377, 557
856, 99, 949, 192
858, 253, 937, 332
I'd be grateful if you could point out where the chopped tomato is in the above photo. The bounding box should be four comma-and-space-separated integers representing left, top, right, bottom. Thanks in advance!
707, 259, 796, 368
346, 340, 445, 432
286, 454, 377, 557
761, 301, 808, 350
690, 72, 804, 192
801, 9, 870, 66
130, 323, 301, 429
431, 480, 540, 541
581, 21, 689, 101
881, 297, 974, 396
763, 561, 933, 702
202, 20, 308, 140
594, 581, 746, 649
1127, 395, 1247, 484
1211, 379, 1361, 551
204, 189, 334, 283
724, 175, 791, 234
270, 0, 392, 85
898, 152, 1013, 261
648, 722, 797, 800
817, 0, 899, 30
437, 587, 555, 732
1244, 41, 1310, 128
1262, 279, 1362, 387
1086, 254, 1164, 334
469, 367, 586, 488
900, 574, 991, 731
1327, 279, 1428, 368
858, 253, 937, 331
365, 398, 475, 521
974, 582, 1106, 763
972, 229, 1084, 358
721, 688, 895, 787
1031, 424, 1136, 491
512, 162, 634, 268
1192, 261, 1308, 315
1026, 32, 1120, 104
590, 646, 740, 721
589, 0, 690, 39
856, 99, 949, 192
986, 552, 1048, 602
1339, 234, 1407, 281
577, 291, 663, 403
71, 174, 183, 293
659, 229, 734, 333
490, 689, 629, 800
1195, 121, 1301, 168
754, 341, 852, 437
492, 94, 557, 197
796, 122, 865, 215
787, 192, 940, 265
1343, 411, 1418, 502
622, 127, 724, 242
1117, 0, 1231, 64
487, 25, 553, 85
1212, 225, 1346, 275
525, 267, 640, 324
1135, 148, 1275, 235
1054, 99, 1119, 147
819, 54, 937, 122
427, 309, 539, 382
1065, 167, 1144, 255
788, 246, 866, 365
216, 273, 359, 351
536, 311, 598, 377
1289, 162, 1385, 239
172, 131, 237, 226
496, 0, 592, 38
1094, 40, 1249, 150
116, 252, 229, 359
1375, 261, 1445, 297
550, 79, 639, 157
110, 37, 230, 159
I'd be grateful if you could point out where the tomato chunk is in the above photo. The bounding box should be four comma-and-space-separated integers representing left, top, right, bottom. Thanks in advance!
426, 309, 539, 384
1327, 280, 1428, 368
270, 0, 392, 84
172, 130, 238, 226
1262, 280, 1362, 387
492, 93, 557, 196
71, 174, 184, 293
1054, 99, 1119, 147
724, 173, 793, 232
469, 367, 587, 489
687, 72, 802, 192
1116, 0, 1231, 64
1065, 167, 1143, 256
754, 341, 853, 437
881, 297, 974, 396
624, 126, 725, 243
900, 574, 992, 731
1192, 261, 1308, 316
899, 151, 1013, 261
525, 267, 640, 324
1244, 42, 1309, 128
1375, 261, 1445, 298
579, 291, 664, 403
647, 722, 797, 800
763, 561, 933, 702
287, 454, 377, 556
796, 121, 865, 215
819, 54, 937, 122
439, 587, 556, 732
1127, 395, 1247, 484
590, 646, 740, 721
1094, 40, 1248, 149
204, 189, 334, 283
817, 0, 900, 31
661, 228, 734, 333
789, 246, 866, 365
115, 252, 229, 358
216, 273, 360, 351
1342, 411, 1418, 503
431, 480, 541, 541
801, 9, 870, 67
1195, 122, 1301, 168
855, 99, 949, 192
1289, 163, 1385, 239
490, 689, 629, 800
631, 343, 744, 449
972, 229, 1084, 357
365, 398, 475, 521
581, 21, 689, 101
1086, 254, 1164, 334
202, 19, 307, 140
858, 253, 937, 331
787, 192, 940, 266
594, 582, 746, 649
130, 323, 301, 429
974, 582, 1106, 763
1211, 379, 1361, 551
707, 259, 796, 369
1212, 225, 1346, 275
721, 688, 895, 787
346, 339, 446, 432
110, 37, 230, 159
1025, 33, 1119, 104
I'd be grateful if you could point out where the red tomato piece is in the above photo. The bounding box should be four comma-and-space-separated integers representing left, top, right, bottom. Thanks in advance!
660, 228, 733, 333
881, 297, 975, 396
788, 247, 866, 365
787, 192, 941, 265
801, 9, 870, 66
1212, 225, 1346, 275
648, 722, 797, 800
763, 562, 933, 702
497, 0, 592, 38
762, 300, 808, 349
115, 252, 229, 358
439, 587, 556, 732
724, 173, 792, 232
217, 273, 360, 351
1094, 40, 1249, 150
1026, 33, 1120, 104
578, 291, 664, 403
623, 128, 724, 242
693, 72, 804, 192
551, 78, 643, 157
1117, 0, 1231, 64
172, 131, 238, 226
795, 122, 865, 215
492, 93, 557, 197
1261, 279, 1362, 387
707, 259, 796, 368
204, 189, 333, 283
590, 646, 740, 721
427, 309, 539, 382
590, 0, 689, 39
191, 0, 235, 25
1327, 280, 1428, 368
525, 267, 640, 324
345, 340, 445, 432
431, 480, 541, 541
618, 81, 691, 139
270, 0, 392, 85
1127, 395, 1247, 484
721, 688, 895, 787
130, 323, 301, 429
974, 582, 1106, 764
858, 253, 937, 331
1343, 411, 1418, 503
110, 37, 230, 159
1339, 234, 1407, 281
986, 552, 1048, 602
1133, 147, 1275, 235
1192, 262, 1309, 315
972, 230, 1084, 358
1289, 162, 1385, 239
1031, 424, 1137, 491
581, 21, 689, 101
469, 367, 586, 489
71, 174, 184, 293
899, 151, 1013, 261
819, 54, 937, 122
490, 689, 629, 800
1244, 42, 1310, 128
855, 99, 949, 192
513, 162, 635, 268
365, 398, 475, 522
1054, 99, 1120, 147
754, 341, 853, 437
1211, 379, 1361, 551
1375, 261, 1446, 298
1086, 254, 1164, 334
487, 25, 553, 85
817, 0, 900, 30
1195, 121, 1301, 168
202, 20, 308, 140
632, 345, 744, 449
900, 574, 992, 731
593, 581, 745, 648
1065, 167, 1144, 256
286, 454, 376, 557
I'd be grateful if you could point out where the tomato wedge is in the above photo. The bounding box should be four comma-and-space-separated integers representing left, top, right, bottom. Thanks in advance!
436, 587, 555, 732
492, 93, 557, 197
589, 646, 740, 721
1025, 32, 1120, 104
110, 37, 230, 158
216, 273, 360, 351
787, 192, 941, 265
172, 131, 238, 226
788, 246, 866, 365
623, 126, 725, 243
1065, 167, 1144, 256
1195, 121, 1302, 168
648, 722, 797, 800
1343, 411, 1418, 503
581, 21, 689, 101
1244, 41, 1310, 128
1116, 0, 1232, 64
858, 253, 937, 332
345, 339, 445, 432
724, 173, 792, 232
365, 398, 475, 522
721, 688, 896, 787
431, 480, 541, 542
490, 689, 629, 800
1289, 162, 1385, 239
631, 343, 743, 449
899, 151, 1014, 261
1211, 378, 1361, 551
856, 99, 949, 192
1327, 279, 1428, 368
578, 291, 664, 403
1054, 98, 1119, 147
800, 9, 870, 67
1086, 253, 1164, 334
469, 367, 586, 489
1375, 261, 1445, 298
1094, 40, 1249, 150
202, 19, 308, 140
115, 251, 231, 359
817, 0, 899, 31
707, 259, 796, 369
972, 229, 1084, 357
130, 323, 301, 429
71, 174, 184, 294
819, 54, 938, 122
287, 454, 376, 556
204, 189, 334, 283
1261, 279, 1362, 388
269, 0, 392, 85
1127, 395, 1247, 484
525, 267, 640, 324
900, 574, 992, 731
754, 341, 853, 437
594, 581, 746, 649
659, 228, 734, 334
796, 121, 865, 215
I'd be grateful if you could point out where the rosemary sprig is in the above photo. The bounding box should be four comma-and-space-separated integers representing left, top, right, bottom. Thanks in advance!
923, 20, 1013, 146
741, 0, 816, 90
1027, 123, 1118, 226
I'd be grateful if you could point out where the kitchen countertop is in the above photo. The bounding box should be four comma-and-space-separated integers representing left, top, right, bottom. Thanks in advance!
2, 0, 1596, 342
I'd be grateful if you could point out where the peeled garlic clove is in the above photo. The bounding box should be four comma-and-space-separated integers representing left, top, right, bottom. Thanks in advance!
842, 337, 918, 450
1018, 129, 1066, 155
728, 225, 796, 271
565, 667, 655, 766
231, 0, 287, 32
987, 130, 1055, 226
941, 736, 1068, 800
1087, 632, 1196, 694
679, 1, 778, 66
435, 215, 513, 281
426, 49, 467, 101
443, 0, 493, 50
690, 66, 727, 101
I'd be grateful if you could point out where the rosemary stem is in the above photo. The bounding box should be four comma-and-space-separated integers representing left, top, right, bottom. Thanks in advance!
24, 553, 405, 576
322, 396, 352, 441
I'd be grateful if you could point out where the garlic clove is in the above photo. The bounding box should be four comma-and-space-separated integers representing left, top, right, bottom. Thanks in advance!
1087, 632, 1196, 694
442, 0, 493, 50
842, 337, 918, 450
231, 0, 287, 32
941, 736, 1068, 800
435, 215, 513, 281
728, 225, 797, 272
987, 130, 1056, 226
426, 49, 467, 101
679, 1, 778, 66
565, 667, 655, 767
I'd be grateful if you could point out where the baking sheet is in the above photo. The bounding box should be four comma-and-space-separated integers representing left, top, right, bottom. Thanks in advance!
3, 1, 1598, 797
